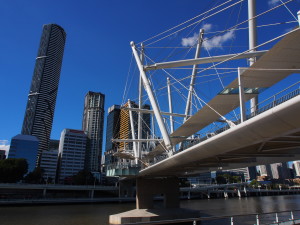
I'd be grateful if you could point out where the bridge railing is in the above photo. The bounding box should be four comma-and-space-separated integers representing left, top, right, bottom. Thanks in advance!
122, 210, 300, 225
248, 81, 300, 118
179, 81, 300, 152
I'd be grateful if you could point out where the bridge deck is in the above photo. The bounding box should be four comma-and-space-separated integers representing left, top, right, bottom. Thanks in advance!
139, 93, 300, 176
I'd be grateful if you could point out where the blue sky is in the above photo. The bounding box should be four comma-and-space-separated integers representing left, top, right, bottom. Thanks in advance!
0, 0, 300, 153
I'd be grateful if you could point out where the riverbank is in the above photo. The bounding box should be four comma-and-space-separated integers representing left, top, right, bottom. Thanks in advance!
1, 189, 300, 207
0, 197, 136, 206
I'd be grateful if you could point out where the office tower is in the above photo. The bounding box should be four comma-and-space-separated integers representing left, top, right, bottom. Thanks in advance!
105, 105, 121, 166
106, 105, 121, 152
259, 164, 272, 177
248, 166, 257, 180
82, 91, 105, 172
39, 140, 59, 182
57, 129, 87, 183
293, 161, 300, 177
268, 162, 291, 180
270, 163, 281, 179
8, 135, 39, 172
40, 149, 58, 182
21, 24, 66, 163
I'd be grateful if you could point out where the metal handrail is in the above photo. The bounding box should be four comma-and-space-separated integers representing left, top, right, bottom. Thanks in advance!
180, 83, 300, 151
122, 209, 300, 225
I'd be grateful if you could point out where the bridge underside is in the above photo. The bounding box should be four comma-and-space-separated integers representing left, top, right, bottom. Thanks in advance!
138, 95, 300, 177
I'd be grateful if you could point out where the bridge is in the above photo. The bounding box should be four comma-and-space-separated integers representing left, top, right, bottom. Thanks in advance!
109, 11, 300, 224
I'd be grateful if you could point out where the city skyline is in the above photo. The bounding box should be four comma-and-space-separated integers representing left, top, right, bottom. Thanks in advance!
1, 0, 299, 153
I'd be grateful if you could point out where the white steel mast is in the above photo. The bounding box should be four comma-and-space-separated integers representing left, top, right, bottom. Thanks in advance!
131, 42, 172, 151
184, 29, 204, 121
248, 0, 258, 114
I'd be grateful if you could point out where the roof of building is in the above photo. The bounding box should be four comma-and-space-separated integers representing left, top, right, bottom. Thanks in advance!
12, 134, 39, 142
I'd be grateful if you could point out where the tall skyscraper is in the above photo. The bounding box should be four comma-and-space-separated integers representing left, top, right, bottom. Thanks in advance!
105, 105, 121, 153
104, 105, 121, 168
21, 24, 66, 162
82, 91, 105, 172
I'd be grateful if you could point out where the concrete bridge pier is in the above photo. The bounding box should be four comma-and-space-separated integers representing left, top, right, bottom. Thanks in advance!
109, 177, 200, 224
238, 189, 241, 198
136, 177, 180, 209
89, 189, 94, 199
43, 188, 47, 197
207, 191, 211, 199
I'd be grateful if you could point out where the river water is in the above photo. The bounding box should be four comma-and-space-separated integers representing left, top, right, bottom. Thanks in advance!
1, 195, 300, 225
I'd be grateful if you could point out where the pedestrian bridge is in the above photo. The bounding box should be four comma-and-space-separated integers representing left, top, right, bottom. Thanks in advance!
139, 91, 300, 177
109, 29, 300, 178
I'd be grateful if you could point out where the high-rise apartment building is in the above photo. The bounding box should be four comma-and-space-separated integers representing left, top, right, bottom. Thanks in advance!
57, 129, 87, 183
82, 91, 105, 172
21, 24, 66, 163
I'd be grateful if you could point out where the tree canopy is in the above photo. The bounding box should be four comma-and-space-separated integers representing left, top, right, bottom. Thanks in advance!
0, 158, 28, 183
24, 167, 45, 184
71, 170, 95, 185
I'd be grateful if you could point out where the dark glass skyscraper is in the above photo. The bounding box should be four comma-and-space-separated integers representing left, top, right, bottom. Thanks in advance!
82, 91, 105, 172
105, 105, 121, 152
104, 105, 121, 167
21, 24, 66, 162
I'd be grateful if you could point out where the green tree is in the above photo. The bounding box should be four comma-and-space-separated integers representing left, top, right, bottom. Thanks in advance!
179, 178, 190, 187
216, 175, 226, 184
250, 179, 260, 188
24, 167, 45, 184
72, 170, 95, 185
0, 158, 28, 183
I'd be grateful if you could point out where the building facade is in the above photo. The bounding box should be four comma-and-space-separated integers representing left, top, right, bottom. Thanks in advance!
57, 129, 87, 183
40, 149, 58, 182
259, 164, 272, 177
82, 91, 105, 172
293, 161, 300, 177
8, 134, 39, 172
118, 101, 151, 151
21, 24, 66, 163
0, 150, 6, 160
105, 105, 121, 152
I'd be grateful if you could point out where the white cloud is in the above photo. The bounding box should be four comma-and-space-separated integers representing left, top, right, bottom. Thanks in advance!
268, 0, 280, 6
181, 23, 213, 47
0, 140, 10, 156
181, 33, 198, 47
181, 23, 235, 50
202, 23, 212, 32
203, 29, 235, 50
